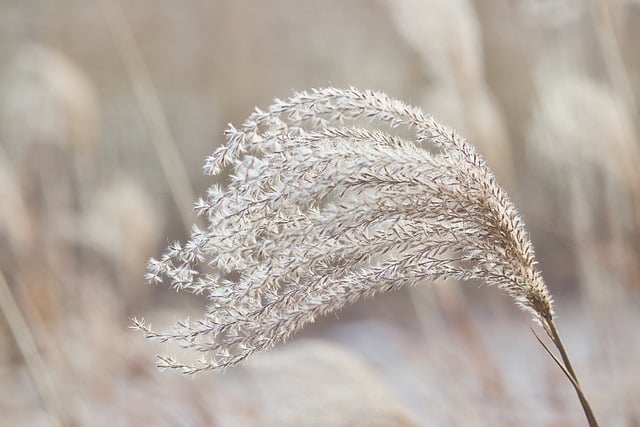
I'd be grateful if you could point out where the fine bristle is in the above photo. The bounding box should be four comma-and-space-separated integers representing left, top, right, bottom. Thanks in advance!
139, 87, 553, 373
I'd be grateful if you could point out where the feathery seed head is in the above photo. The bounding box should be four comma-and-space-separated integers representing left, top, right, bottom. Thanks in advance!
137, 87, 553, 373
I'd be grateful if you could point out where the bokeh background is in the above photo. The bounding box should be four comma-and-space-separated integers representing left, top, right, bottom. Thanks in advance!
1, 1, 639, 426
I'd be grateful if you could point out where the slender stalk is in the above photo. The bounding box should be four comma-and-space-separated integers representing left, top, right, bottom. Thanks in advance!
545, 318, 599, 427
102, 0, 200, 233
0, 269, 70, 427
135, 87, 601, 424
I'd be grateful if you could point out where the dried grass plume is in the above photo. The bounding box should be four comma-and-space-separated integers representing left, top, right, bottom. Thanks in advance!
135, 87, 596, 424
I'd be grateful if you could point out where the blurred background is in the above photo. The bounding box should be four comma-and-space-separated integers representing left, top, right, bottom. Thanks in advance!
1, 1, 639, 425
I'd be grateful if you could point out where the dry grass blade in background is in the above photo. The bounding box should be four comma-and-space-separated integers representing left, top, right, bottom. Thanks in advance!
135, 87, 598, 425
0, 269, 69, 427
386, 0, 515, 187
103, 0, 199, 233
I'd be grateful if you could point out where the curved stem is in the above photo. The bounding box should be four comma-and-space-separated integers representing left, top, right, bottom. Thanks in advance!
545, 318, 599, 427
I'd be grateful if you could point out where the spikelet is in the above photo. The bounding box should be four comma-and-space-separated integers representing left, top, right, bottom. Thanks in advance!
136, 87, 553, 373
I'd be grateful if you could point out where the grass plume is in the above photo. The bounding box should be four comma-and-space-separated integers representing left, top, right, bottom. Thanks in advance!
136, 87, 597, 425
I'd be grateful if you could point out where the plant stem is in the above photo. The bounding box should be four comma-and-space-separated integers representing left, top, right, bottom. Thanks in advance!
0, 269, 70, 427
546, 318, 599, 427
